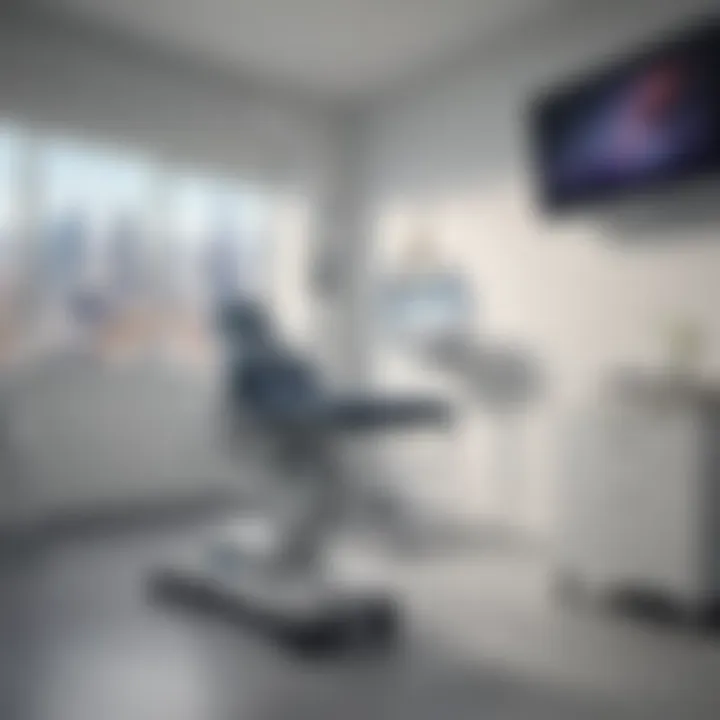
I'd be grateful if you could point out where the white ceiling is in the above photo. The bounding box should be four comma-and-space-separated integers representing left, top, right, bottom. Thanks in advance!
24, 0, 554, 98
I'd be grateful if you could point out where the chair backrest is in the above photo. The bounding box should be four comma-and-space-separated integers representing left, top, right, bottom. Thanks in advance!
217, 300, 276, 357
230, 352, 321, 416
216, 300, 322, 415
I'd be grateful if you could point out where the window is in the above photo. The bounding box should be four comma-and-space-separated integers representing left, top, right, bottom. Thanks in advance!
0, 126, 24, 297
168, 175, 273, 311
39, 139, 156, 299
0, 125, 25, 359
0, 122, 310, 366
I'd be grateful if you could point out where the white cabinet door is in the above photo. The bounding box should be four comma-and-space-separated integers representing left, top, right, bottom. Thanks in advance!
561, 401, 703, 601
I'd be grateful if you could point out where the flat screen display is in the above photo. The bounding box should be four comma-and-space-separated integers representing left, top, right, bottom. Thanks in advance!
378, 271, 475, 345
531, 19, 720, 210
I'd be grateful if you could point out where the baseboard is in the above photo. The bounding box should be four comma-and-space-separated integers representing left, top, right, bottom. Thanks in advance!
0, 488, 242, 548
551, 568, 720, 636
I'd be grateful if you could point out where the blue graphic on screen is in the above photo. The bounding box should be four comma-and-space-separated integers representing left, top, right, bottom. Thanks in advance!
380, 272, 474, 341
534, 23, 720, 208
556, 62, 710, 189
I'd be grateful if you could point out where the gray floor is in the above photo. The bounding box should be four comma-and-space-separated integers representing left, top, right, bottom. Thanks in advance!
2, 356, 720, 719
2, 517, 720, 720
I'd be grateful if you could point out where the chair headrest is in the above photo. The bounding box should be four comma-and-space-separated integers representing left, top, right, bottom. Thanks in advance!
217, 301, 273, 348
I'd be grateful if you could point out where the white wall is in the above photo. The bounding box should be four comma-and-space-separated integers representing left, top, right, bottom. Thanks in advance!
0, 7, 343, 522
0, 5, 342, 363
0, 7, 339, 191
1, 361, 237, 522
359, 0, 720, 536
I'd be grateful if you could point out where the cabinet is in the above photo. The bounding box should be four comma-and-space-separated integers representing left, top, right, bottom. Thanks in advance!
558, 379, 720, 609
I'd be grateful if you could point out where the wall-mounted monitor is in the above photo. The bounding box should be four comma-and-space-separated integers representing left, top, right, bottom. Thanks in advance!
530, 18, 720, 211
